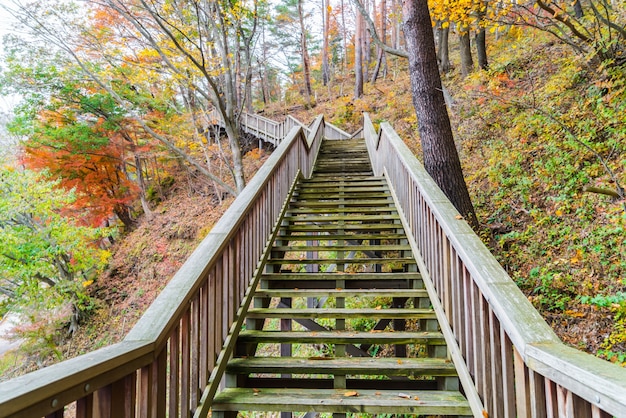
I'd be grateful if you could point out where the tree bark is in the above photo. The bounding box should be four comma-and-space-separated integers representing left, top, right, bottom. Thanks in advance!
370, 0, 387, 83
297, 0, 313, 105
354, 9, 364, 98
475, 28, 488, 70
436, 21, 451, 73
322, 0, 331, 85
459, 28, 474, 77
401, 0, 479, 229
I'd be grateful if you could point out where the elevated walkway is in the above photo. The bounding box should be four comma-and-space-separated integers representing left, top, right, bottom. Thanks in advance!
0, 113, 624, 418
211, 138, 471, 416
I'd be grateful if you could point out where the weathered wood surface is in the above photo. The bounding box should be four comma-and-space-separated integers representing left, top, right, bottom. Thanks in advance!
212, 388, 472, 415
246, 307, 437, 319
261, 272, 420, 280
226, 356, 458, 375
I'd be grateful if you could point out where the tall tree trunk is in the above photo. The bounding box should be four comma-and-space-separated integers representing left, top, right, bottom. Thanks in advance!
370, 0, 387, 83
475, 28, 488, 70
392, 0, 401, 49
322, 0, 331, 86
459, 27, 474, 77
437, 22, 451, 73
354, 9, 364, 98
402, 0, 479, 229
341, 0, 348, 70
363, 0, 371, 81
297, 0, 313, 105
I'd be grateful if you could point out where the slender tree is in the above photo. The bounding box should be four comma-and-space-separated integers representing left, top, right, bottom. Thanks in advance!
297, 0, 314, 105
402, 0, 478, 228
354, 6, 364, 98
322, 0, 331, 86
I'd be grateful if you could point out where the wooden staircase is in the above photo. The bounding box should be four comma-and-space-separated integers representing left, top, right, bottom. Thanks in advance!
212, 138, 471, 416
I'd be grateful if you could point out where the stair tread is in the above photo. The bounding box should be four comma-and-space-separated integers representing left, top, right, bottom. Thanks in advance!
238, 330, 445, 344
212, 388, 471, 414
227, 356, 457, 375
254, 289, 427, 298
272, 245, 411, 252
262, 272, 420, 280
266, 257, 416, 264
274, 233, 406, 241
246, 307, 436, 319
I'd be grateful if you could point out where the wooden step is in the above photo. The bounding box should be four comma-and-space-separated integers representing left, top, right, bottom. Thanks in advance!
211, 388, 471, 415
253, 289, 428, 298
273, 233, 406, 241
298, 181, 386, 188
261, 272, 420, 281
283, 224, 404, 232
289, 207, 395, 215
237, 330, 446, 345
272, 244, 411, 252
300, 178, 385, 186
246, 307, 436, 320
226, 356, 457, 376
265, 257, 416, 265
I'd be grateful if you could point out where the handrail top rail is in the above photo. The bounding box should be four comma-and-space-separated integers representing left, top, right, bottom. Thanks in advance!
0, 340, 152, 416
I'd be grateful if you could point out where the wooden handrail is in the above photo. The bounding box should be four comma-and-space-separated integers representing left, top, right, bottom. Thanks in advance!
363, 112, 626, 418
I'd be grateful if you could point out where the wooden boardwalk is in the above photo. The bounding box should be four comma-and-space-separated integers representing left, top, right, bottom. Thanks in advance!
212, 139, 471, 416
1, 113, 624, 418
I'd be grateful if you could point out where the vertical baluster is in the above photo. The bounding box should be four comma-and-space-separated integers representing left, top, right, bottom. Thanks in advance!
190, 295, 200, 409
529, 370, 547, 417
501, 330, 516, 418
180, 310, 191, 418
208, 267, 217, 371
154, 349, 167, 418
545, 378, 557, 418
199, 283, 209, 389
556, 384, 574, 417
138, 365, 152, 418
76, 394, 94, 418
480, 293, 492, 410
489, 309, 504, 418
514, 347, 531, 417
169, 325, 180, 418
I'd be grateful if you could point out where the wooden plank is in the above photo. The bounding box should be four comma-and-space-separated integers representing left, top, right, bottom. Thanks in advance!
246, 307, 436, 319
276, 233, 406, 241
211, 388, 471, 415
262, 272, 420, 280
272, 244, 411, 252
237, 330, 446, 345
254, 289, 428, 298
226, 357, 457, 376
284, 214, 400, 222
290, 199, 393, 207
265, 257, 416, 265
284, 224, 403, 232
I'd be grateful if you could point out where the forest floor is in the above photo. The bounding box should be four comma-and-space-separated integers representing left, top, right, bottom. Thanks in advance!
1, 28, 624, 380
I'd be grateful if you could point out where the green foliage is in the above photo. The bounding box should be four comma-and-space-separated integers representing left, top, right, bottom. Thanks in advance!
457, 30, 626, 354
0, 165, 111, 334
